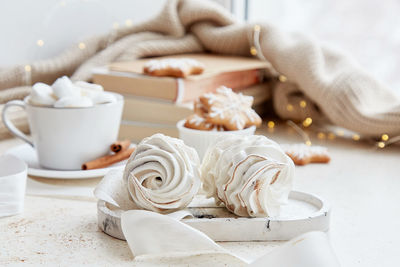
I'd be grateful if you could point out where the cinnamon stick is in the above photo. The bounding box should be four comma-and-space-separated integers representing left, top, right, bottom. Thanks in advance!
110, 139, 131, 153
82, 147, 135, 170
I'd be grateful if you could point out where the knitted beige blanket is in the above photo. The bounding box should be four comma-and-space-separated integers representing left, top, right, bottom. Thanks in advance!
1, 0, 399, 138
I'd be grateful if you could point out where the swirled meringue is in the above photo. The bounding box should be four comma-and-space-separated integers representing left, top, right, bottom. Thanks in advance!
201, 135, 295, 217
123, 134, 201, 213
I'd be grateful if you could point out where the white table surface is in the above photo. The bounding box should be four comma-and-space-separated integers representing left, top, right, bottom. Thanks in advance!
0, 125, 399, 266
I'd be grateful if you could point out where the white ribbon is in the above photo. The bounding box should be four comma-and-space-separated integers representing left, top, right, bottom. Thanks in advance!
0, 155, 27, 217
121, 210, 340, 266
121, 210, 233, 260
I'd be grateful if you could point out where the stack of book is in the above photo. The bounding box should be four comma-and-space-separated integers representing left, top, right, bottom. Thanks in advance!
92, 54, 272, 142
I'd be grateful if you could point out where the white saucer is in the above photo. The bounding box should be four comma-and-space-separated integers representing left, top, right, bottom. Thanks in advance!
5, 144, 125, 179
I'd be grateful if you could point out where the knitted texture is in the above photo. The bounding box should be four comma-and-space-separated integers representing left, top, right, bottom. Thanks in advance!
0, 0, 399, 137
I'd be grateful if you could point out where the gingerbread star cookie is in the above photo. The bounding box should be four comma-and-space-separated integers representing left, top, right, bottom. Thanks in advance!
281, 144, 330, 166
193, 99, 208, 117
199, 86, 262, 130
184, 114, 215, 131
184, 114, 226, 131
143, 58, 204, 78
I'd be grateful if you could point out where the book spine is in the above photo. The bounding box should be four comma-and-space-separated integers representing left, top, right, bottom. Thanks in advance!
119, 121, 179, 142
93, 73, 177, 101
120, 82, 271, 125
93, 69, 264, 103
122, 96, 193, 124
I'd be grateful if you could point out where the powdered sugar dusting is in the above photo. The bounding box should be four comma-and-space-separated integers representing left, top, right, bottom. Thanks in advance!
144, 58, 204, 72
188, 114, 212, 128
205, 87, 257, 130
281, 144, 329, 160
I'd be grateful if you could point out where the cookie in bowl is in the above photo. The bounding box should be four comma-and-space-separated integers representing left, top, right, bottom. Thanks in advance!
177, 86, 262, 159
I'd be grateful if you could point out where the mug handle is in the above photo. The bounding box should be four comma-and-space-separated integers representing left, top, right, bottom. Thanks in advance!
2, 100, 33, 147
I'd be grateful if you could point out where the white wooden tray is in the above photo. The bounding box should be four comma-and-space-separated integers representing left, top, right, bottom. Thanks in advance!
97, 191, 330, 241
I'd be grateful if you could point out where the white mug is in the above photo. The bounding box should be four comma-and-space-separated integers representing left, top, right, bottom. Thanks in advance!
2, 93, 124, 170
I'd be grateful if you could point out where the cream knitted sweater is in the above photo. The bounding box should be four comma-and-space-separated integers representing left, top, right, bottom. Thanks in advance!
0, 0, 399, 137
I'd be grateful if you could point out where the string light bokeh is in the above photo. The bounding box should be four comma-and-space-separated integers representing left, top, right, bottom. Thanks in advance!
251, 24, 396, 149
22, 0, 138, 88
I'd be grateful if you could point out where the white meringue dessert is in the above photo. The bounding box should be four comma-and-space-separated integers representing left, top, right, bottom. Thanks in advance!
201, 134, 295, 218
28, 76, 116, 108
123, 133, 201, 213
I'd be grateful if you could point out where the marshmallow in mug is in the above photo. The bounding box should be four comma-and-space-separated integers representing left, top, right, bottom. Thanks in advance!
29, 76, 117, 108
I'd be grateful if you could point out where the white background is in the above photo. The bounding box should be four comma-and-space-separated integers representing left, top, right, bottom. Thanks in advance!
235, 0, 400, 92
0, 0, 166, 66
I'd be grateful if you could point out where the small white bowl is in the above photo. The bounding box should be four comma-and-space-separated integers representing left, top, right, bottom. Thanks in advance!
177, 120, 256, 159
